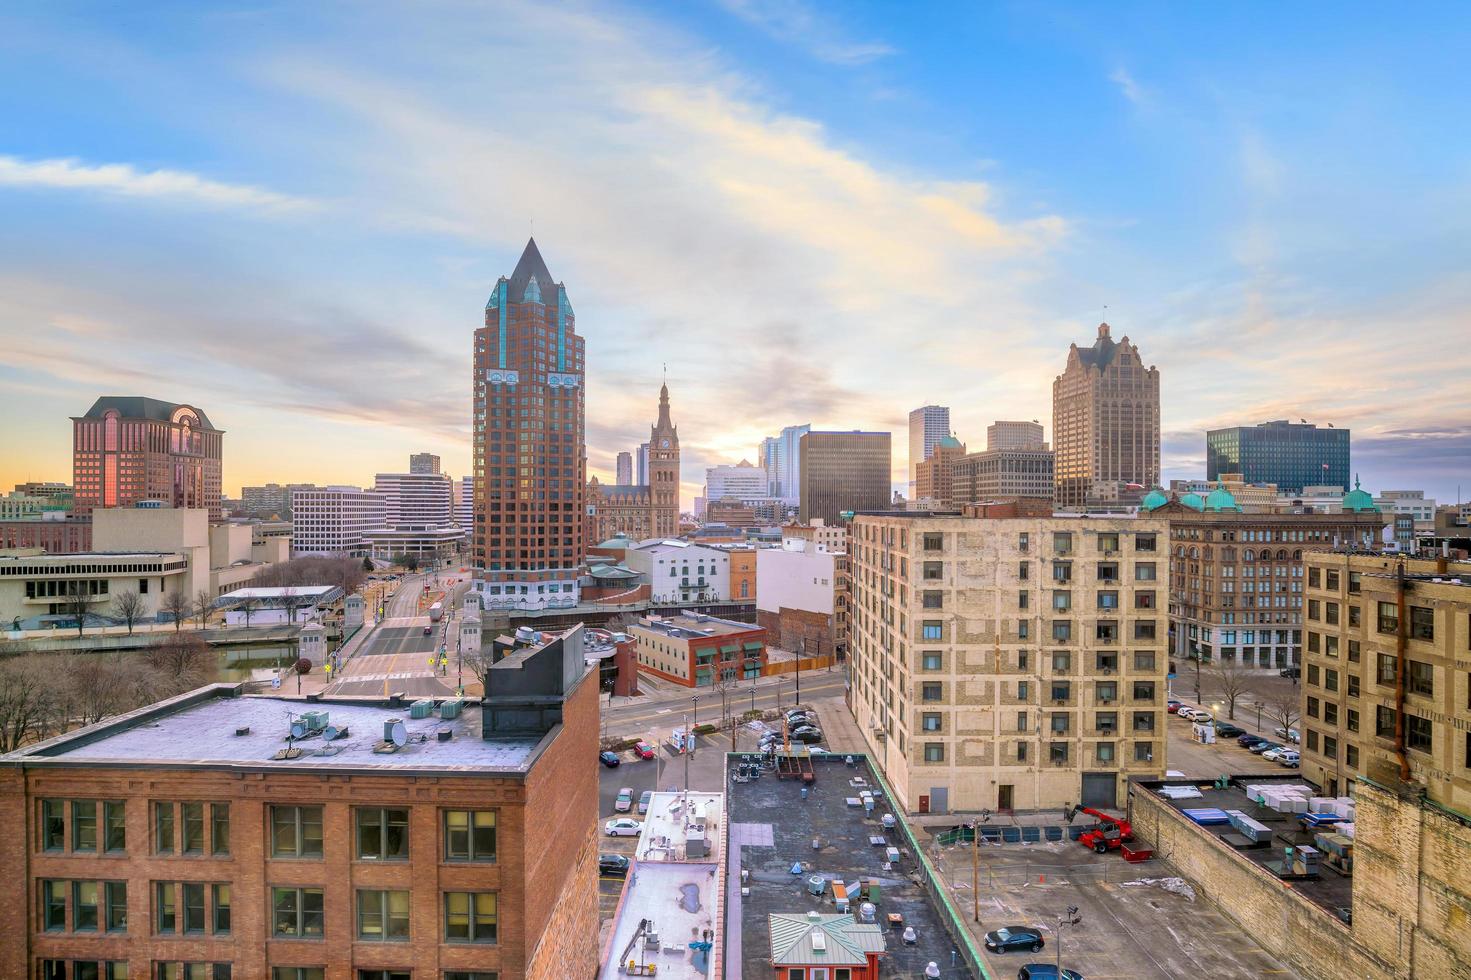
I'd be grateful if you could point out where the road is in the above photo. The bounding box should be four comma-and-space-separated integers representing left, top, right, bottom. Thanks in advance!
326, 564, 472, 698
601, 667, 847, 741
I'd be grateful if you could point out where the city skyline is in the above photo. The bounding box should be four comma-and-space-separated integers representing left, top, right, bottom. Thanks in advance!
2, 4, 1470, 505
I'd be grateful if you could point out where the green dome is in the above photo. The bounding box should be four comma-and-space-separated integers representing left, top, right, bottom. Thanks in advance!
938, 435, 964, 449
1140, 488, 1168, 511
1203, 481, 1241, 513
1342, 475, 1379, 512
1179, 492, 1205, 511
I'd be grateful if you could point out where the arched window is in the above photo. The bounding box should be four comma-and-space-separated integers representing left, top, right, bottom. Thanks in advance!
1276, 549, 1287, 560
1244, 549, 1255, 561
102, 410, 119, 451
1293, 549, 1302, 560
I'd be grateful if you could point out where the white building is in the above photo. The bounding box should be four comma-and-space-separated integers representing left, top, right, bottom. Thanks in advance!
216, 585, 344, 626
624, 539, 732, 603
0, 551, 190, 628
1374, 489, 1436, 526
987, 419, 1047, 450
908, 405, 950, 490
781, 518, 847, 554
456, 475, 474, 528
757, 538, 839, 619
760, 423, 810, 502
291, 486, 385, 556
373, 472, 453, 526
704, 460, 771, 503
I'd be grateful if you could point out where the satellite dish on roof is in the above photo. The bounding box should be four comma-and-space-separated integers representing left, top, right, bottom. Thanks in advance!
290, 718, 308, 739
386, 720, 407, 748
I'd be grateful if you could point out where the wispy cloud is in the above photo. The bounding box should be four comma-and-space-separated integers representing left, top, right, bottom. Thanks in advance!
1110, 67, 1145, 106
0, 154, 315, 212
717, 0, 894, 65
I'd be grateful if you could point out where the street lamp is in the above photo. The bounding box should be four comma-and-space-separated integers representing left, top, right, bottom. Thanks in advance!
691, 695, 701, 729
1056, 905, 1081, 977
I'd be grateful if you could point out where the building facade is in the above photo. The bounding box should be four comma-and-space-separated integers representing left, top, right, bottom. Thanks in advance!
0, 516, 93, 554
646, 384, 680, 539
472, 239, 587, 610
241, 484, 317, 519
1143, 484, 1387, 668
623, 540, 732, 604
759, 424, 811, 502
848, 510, 1170, 813
1052, 323, 1159, 509
756, 538, 848, 662
913, 436, 966, 507
585, 387, 681, 547
615, 452, 633, 486
987, 420, 1046, 451
291, 487, 386, 557
798, 431, 891, 526
1206, 420, 1350, 494
951, 447, 1055, 506
0, 629, 600, 980
372, 471, 454, 528
72, 397, 224, 521
628, 613, 768, 687
704, 461, 768, 503
408, 453, 441, 475
907, 405, 951, 492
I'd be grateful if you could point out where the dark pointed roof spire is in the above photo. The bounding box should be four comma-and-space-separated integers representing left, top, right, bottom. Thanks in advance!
508, 237, 556, 304
656, 377, 673, 429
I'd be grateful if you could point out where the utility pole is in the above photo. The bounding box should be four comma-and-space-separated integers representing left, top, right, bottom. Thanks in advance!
796, 636, 803, 705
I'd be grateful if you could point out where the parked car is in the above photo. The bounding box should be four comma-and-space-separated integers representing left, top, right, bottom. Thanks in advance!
614, 787, 634, 812
1238, 733, 1268, 748
1274, 727, 1301, 743
984, 926, 1044, 953
1214, 722, 1245, 738
633, 741, 656, 760
808, 747, 829, 755
785, 708, 812, 722
599, 853, 630, 876
638, 791, 653, 814
1261, 746, 1288, 763
1166, 699, 1183, 713
1249, 740, 1282, 755
1280, 666, 1301, 679
599, 751, 621, 768
788, 729, 824, 744
785, 714, 814, 728
1018, 967, 1083, 980
791, 724, 822, 736
1191, 713, 1215, 725
604, 818, 641, 837
1277, 750, 1301, 768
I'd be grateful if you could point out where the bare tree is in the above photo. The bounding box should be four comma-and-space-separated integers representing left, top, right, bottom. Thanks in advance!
61, 582, 90, 638
110, 590, 145, 635
145, 633, 213, 696
238, 595, 261, 630
1208, 658, 1253, 721
64, 655, 129, 727
281, 587, 302, 626
194, 590, 214, 630
1266, 688, 1301, 739
464, 644, 497, 693
0, 655, 49, 752
161, 590, 190, 632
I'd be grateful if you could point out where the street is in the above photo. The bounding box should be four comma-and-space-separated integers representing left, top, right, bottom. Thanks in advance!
325, 565, 471, 698
600, 664, 847, 742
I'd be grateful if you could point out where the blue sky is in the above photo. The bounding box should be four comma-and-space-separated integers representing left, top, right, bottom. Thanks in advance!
2, 1, 1469, 506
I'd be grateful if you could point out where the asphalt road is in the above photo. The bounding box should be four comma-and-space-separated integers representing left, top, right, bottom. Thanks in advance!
327, 566, 470, 698
602, 668, 847, 742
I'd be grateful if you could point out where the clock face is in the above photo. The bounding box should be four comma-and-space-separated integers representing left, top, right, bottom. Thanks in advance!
660, 439, 670, 449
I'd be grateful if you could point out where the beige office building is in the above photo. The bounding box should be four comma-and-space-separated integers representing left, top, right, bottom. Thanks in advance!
848, 509, 1170, 814
798, 431, 891, 525
987, 420, 1046, 451
1053, 323, 1159, 509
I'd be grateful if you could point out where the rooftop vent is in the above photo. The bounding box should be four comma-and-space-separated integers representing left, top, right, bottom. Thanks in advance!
811, 930, 827, 952
234, 726, 251, 737
437, 728, 452, 742
439, 698, 464, 720
807, 910, 822, 921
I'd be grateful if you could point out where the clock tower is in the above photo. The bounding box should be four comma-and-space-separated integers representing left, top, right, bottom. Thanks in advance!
648, 382, 680, 538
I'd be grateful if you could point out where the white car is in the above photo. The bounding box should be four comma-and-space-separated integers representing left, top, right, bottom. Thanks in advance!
1261, 746, 1287, 763
604, 818, 642, 837
1178, 707, 1201, 721
1277, 751, 1300, 768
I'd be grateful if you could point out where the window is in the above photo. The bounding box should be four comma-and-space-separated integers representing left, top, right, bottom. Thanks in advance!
73, 880, 100, 931
271, 806, 324, 858
923, 742, 945, 763
182, 882, 206, 933
923, 532, 943, 551
1050, 681, 1070, 702
357, 973, 410, 980
1097, 711, 1118, 732
922, 683, 943, 702
1134, 533, 1156, 552
1096, 681, 1117, 702
1050, 713, 1069, 733
1306, 730, 1319, 752
921, 652, 942, 671
1308, 600, 1321, 621
357, 808, 410, 861
1017, 742, 1029, 761
1053, 532, 1073, 554
1019, 590, 1029, 610
1135, 591, 1156, 609
1017, 681, 1029, 699
1135, 562, 1156, 581
1134, 651, 1156, 671
444, 974, 500, 980
1133, 681, 1156, 702
1326, 570, 1339, 590
1349, 605, 1361, 628
211, 805, 230, 856
1407, 715, 1432, 753
921, 713, 942, 732
1348, 640, 1361, 663
1098, 532, 1119, 552
358, 889, 411, 941
1307, 696, 1319, 718
43, 799, 65, 851
212, 884, 231, 935
1410, 606, 1434, 641
1308, 566, 1321, 588
1323, 702, 1338, 726
1376, 655, 1397, 685
73, 801, 98, 853
1325, 669, 1339, 693
923, 561, 943, 580
1099, 590, 1120, 609
1377, 602, 1398, 634
1347, 744, 1360, 769
1325, 602, 1339, 626
1019, 561, 1030, 580
1017, 711, 1028, 732
1052, 562, 1072, 583
154, 802, 175, 854
1050, 742, 1068, 763
102, 801, 126, 853
1053, 591, 1072, 611
1308, 664, 1321, 686
445, 810, 497, 862
1052, 650, 1071, 671
1096, 742, 1115, 762
107, 881, 128, 932
1347, 708, 1360, 733
154, 964, 231, 980
1375, 705, 1396, 738
1052, 621, 1071, 642
922, 590, 943, 609
1096, 651, 1118, 672
156, 881, 176, 934
921, 621, 943, 641
1132, 711, 1155, 732
1133, 620, 1157, 640
181, 803, 205, 854
1348, 675, 1361, 698
273, 970, 326, 980
1134, 741, 1154, 762
273, 886, 325, 938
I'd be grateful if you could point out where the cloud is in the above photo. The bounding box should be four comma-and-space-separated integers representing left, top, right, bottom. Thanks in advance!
0, 154, 315, 212
717, 0, 895, 65
1110, 67, 1145, 106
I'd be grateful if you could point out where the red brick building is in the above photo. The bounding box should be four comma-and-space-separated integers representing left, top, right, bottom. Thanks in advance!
628, 613, 767, 688
0, 628, 600, 980
72, 398, 223, 521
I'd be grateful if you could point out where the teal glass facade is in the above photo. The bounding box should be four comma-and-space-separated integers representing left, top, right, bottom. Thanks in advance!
1205, 421, 1349, 494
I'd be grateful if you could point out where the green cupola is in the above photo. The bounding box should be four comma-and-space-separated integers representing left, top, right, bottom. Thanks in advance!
1342, 475, 1379, 513
1203, 481, 1241, 513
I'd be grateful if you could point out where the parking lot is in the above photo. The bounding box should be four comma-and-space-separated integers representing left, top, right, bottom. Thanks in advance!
928, 835, 1295, 978
1165, 698, 1303, 779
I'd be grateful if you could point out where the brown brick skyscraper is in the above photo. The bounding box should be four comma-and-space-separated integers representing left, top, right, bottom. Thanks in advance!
1052, 323, 1159, 509
472, 239, 586, 610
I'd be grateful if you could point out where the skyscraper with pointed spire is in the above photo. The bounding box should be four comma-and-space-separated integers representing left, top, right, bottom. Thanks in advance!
648, 381, 680, 537
584, 385, 681, 543
472, 238, 586, 609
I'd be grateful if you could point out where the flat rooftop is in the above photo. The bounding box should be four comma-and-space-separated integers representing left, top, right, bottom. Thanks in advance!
7, 686, 541, 774
1142, 776, 1353, 919
724, 754, 974, 980
636, 791, 724, 864
638, 614, 758, 641
600, 861, 717, 980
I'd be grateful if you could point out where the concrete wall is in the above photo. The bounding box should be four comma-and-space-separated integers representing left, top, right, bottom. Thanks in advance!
756, 545, 835, 616
1128, 780, 1397, 980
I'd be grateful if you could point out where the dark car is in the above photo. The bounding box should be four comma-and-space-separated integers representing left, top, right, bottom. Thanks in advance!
598, 853, 630, 876
1166, 699, 1183, 713
1214, 722, 1245, 738
984, 925, 1044, 953
1238, 733, 1267, 748
1018, 966, 1082, 980
788, 729, 824, 744
1249, 740, 1281, 755
1280, 666, 1301, 679
422, 625, 433, 636
599, 751, 621, 768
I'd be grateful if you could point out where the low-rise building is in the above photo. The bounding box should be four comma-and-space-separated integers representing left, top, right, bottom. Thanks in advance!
291, 486, 385, 557
624, 539, 732, 604
756, 538, 847, 661
913, 435, 967, 507
848, 509, 1170, 813
628, 613, 767, 687
0, 551, 190, 628
0, 514, 93, 553
0, 627, 600, 980
216, 585, 346, 626
950, 445, 1055, 505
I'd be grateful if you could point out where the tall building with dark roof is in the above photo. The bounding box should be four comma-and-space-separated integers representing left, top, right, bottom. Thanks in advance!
472, 239, 587, 611
1052, 323, 1160, 509
71, 396, 224, 520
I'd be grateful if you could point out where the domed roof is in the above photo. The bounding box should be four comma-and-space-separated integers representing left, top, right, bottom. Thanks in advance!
938, 435, 964, 449
1342, 475, 1379, 512
1140, 487, 1168, 511
1179, 492, 1205, 511
1203, 481, 1241, 513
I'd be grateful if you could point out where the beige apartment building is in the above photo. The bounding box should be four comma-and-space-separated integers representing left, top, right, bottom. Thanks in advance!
848, 507, 1170, 814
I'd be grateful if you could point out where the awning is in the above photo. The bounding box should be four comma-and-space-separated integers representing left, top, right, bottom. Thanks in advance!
742, 640, 764, 651
720, 643, 740, 654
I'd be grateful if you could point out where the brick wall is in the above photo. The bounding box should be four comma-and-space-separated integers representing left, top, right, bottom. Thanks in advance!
1128, 781, 1396, 979
757, 606, 837, 660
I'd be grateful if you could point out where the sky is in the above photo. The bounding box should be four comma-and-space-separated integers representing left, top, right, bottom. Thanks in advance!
2, 1, 1470, 509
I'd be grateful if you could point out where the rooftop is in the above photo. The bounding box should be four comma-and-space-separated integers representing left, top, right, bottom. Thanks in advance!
5, 685, 542, 775
599, 861, 717, 980
636, 791, 724, 864
635, 614, 762, 641
218, 585, 341, 601
79, 395, 217, 430
724, 754, 974, 979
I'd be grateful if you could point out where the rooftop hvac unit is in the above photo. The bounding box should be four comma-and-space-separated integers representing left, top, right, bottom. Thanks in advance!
409, 699, 436, 719
439, 698, 464, 720
302, 711, 329, 732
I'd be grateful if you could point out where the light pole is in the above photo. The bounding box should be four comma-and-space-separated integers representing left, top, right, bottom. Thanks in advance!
796, 637, 803, 706
691, 694, 701, 730
1056, 905, 1081, 977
